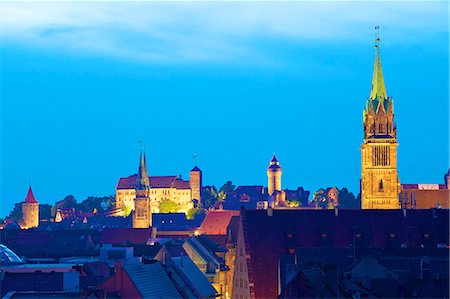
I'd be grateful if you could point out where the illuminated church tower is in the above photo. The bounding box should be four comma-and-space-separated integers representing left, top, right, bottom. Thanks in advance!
132, 150, 152, 228
361, 28, 400, 209
267, 155, 282, 196
21, 186, 39, 229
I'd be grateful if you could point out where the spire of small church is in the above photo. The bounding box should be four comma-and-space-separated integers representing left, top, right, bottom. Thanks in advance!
369, 26, 387, 101
136, 144, 150, 191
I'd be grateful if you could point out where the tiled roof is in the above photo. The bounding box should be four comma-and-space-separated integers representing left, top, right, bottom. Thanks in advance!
124, 262, 183, 299
277, 271, 320, 298
235, 185, 265, 196
242, 209, 449, 299
171, 255, 217, 298
24, 186, 37, 203
199, 210, 240, 235
100, 228, 153, 244
117, 175, 191, 189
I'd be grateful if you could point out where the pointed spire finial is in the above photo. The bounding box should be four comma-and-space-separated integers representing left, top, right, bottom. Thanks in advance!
193, 153, 197, 166
370, 25, 387, 102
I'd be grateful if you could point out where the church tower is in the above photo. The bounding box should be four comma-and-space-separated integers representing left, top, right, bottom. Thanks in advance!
190, 166, 202, 207
267, 155, 282, 196
361, 29, 400, 209
132, 150, 152, 228
21, 186, 39, 229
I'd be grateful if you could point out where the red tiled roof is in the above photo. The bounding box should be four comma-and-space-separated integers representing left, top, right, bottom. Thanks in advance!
242, 209, 449, 299
24, 186, 37, 203
199, 210, 239, 235
100, 228, 153, 244
117, 175, 190, 189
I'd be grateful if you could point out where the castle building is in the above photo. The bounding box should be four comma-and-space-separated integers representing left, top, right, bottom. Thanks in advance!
361, 32, 400, 209
132, 150, 152, 228
116, 155, 202, 216
21, 186, 39, 229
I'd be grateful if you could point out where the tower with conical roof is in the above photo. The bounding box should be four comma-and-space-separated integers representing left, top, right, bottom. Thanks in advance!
361, 28, 400, 209
21, 186, 39, 229
132, 149, 152, 228
267, 155, 282, 196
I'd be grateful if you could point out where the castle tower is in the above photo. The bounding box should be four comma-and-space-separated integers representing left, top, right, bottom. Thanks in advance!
267, 155, 282, 196
190, 166, 202, 207
361, 29, 400, 209
132, 150, 152, 228
21, 186, 39, 229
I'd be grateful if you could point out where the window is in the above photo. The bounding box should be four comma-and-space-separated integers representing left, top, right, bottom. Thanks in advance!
373, 145, 390, 166
379, 179, 384, 192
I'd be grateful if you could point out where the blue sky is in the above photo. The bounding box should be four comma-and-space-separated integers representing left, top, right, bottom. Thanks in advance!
1, 1, 448, 216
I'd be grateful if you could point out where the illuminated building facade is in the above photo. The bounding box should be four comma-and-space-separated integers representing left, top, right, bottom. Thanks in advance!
116, 154, 202, 216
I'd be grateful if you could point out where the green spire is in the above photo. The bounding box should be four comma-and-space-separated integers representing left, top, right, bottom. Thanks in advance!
370, 28, 387, 101
368, 26, 392, 113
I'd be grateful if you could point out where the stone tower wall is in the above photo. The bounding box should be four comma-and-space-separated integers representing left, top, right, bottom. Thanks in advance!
22, 202, 39, 228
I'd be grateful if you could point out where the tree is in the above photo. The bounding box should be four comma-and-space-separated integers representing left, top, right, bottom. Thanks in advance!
77, 196, 115, 213
312, 188, 328, 209
8, 203, 23, 221
339, 188, 359, 209
39, 204, 52, 220
51, 195, 77, 216
159, 198, 178, 213
121, 205, 132, 217
218, 181, 235, 200
202, 186, 219, 209
186, 208, 206, 220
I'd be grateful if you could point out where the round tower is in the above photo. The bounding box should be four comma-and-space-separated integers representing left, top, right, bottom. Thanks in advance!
190, 166, 202, 207
267, 155, 282, 196
21, 186, 39, 229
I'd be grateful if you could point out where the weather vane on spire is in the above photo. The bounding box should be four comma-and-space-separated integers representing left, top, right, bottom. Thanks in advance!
374, 26, 380, 49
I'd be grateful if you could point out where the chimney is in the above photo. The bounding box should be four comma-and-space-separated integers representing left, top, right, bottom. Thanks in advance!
115, 261, 122, 292
402, 208, 407, 217
151, 227, 157, 238
334, 207, 338, 217
267, 207, 273, 217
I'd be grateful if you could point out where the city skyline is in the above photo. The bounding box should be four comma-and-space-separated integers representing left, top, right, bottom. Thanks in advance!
1, 1, 448, 216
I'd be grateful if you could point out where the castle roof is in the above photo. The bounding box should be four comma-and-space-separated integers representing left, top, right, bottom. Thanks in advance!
24, 186, 37, 203
117, 174, 191, 190
191, 166, 201, 172
268, 154, 281, 170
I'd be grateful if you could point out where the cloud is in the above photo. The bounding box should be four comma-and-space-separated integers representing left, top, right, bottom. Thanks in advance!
1, 1, 447, 64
